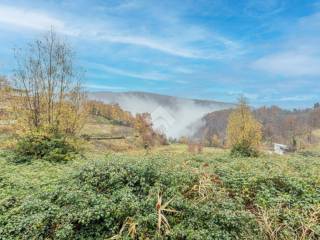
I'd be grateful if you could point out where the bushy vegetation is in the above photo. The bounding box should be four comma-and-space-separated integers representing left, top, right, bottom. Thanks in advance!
230, 142, 259, 157
1, 150, 319, 239
227, 97, 262, 157
7, 133, 77, 163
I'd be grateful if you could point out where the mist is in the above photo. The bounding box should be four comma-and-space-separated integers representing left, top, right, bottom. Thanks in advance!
89, 91, 234, 139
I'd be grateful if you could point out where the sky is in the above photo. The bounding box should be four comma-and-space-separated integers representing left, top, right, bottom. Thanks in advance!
0, 0, 319, 108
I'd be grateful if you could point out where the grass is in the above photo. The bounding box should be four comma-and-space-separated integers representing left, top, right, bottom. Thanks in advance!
1, 144, 320, 239
79, 115, 139, 152
80, 115, 135, 137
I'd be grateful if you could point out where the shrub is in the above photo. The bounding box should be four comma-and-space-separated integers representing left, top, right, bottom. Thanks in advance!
0, 155, 258, 239
8, 133, 77, 163
2, 154, 319, 239
230, 142, 259, 157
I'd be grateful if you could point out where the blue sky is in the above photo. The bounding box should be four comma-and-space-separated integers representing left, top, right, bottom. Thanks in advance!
0, 0, 319, 108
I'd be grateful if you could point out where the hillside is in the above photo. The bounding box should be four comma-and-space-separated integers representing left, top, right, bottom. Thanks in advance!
88, 91, 235, 138
194, 105, 320, 148
80, 115, 139, 152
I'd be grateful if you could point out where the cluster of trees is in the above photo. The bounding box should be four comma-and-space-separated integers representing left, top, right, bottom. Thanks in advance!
254, 106, 320, 148
197, 101, 320, 151
87, 101, 167, 146
195, 109, 231, 147
88, 100, 136, 127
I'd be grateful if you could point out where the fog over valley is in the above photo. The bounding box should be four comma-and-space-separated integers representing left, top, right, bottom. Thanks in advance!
89, 91, 235, 138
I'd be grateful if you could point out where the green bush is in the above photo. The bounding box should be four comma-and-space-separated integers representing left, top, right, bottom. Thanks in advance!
9, 134, 77, 163
1, 154, 319, 239
230, 142, 259, 157
0, 156, 258, 239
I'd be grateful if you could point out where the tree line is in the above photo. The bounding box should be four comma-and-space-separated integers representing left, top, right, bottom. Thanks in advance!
196, 101, 320, 151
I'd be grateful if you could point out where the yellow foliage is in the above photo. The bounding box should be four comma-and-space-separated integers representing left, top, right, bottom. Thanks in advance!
227, 98, 262, 151
87, 100, 135, 126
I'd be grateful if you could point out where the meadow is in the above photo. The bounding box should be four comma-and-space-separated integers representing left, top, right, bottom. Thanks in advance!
1, 144, 319, 239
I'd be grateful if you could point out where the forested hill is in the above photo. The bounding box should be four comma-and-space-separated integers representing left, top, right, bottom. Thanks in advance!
194, 105, 320, 147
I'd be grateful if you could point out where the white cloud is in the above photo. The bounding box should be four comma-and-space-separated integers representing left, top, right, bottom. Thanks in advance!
89, 63, 167, 81
96, 35, 202, 59
0, 4, 243, 60
252, 51, 320, 76
252, 10, 320, 77
278, 95, 316, 102
0, 4, 65, 31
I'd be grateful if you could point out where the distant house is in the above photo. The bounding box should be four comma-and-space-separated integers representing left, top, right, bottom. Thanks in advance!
274, 143, 289, 155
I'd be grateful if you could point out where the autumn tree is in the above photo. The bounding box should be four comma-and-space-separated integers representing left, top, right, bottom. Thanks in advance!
135, 113, 155, 147
227, 97, 262, 157
0, 76, 11, 126
11, 29, 87, 135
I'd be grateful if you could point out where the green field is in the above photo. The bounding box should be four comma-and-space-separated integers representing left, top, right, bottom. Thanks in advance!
1, 145, 319, 239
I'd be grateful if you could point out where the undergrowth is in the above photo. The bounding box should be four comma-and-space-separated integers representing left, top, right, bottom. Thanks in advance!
0, 152, 319, 239
6, 133, 77, 163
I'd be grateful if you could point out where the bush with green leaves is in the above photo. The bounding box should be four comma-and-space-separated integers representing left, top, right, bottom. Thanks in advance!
8, 134, 77, 163
0, 155, 259, 239
1, 153, 319, 239
230, 142, 259, 157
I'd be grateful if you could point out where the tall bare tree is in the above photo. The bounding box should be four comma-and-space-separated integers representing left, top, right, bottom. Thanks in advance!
12, 29, 87, 135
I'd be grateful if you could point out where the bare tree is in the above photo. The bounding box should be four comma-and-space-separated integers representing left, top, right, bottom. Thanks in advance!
12, 29, 87, 135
